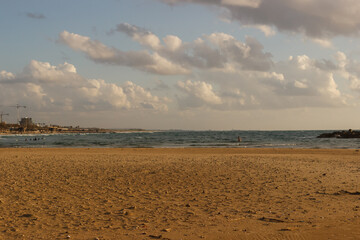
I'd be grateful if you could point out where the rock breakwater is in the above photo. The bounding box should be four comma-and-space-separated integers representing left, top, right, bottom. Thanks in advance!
317, 129, 360, 138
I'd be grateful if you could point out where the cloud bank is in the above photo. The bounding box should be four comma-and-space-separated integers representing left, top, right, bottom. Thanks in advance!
159, 0, 360, 40
0, 60, 169, 113
57, 24, 360, 111
59, 24, 273, 75
179, 48, 360, 110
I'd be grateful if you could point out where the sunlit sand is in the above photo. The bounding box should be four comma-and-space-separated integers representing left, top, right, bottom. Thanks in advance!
1, 148, 359, 239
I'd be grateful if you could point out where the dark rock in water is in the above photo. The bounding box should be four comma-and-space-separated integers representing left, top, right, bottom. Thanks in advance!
317, 129, 360, 138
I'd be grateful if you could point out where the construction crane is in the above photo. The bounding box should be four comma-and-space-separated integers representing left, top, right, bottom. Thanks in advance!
9, 104, 26, 124
0, 112, 9, 123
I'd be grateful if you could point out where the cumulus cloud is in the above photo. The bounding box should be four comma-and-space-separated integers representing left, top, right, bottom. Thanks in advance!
0, 60, 169, 112
0, 70, 15, 80
221, 0, 261, 8
175, 52, 353, 110
260, 54, 347, 106
177, 80, 222, 107
159, 0, 360, 40
57, 24, 360, 111
111, 23, 161, 50
334, 52, 360, 93
59, 30, 189, 75
310, 38, 333, 48
244, 24, 276, 37
60, 24, 273, 75
59, 25, 360, 111
163, 35, 182, 51
59, 31, 116, 60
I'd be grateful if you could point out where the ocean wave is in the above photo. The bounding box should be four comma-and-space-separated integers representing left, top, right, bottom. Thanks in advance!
0, 130, 359, 149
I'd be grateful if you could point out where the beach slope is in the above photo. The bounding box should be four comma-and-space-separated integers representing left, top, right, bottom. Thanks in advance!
0, 148, 359, 239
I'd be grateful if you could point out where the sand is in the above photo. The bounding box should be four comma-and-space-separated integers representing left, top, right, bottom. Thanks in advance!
0, 148, 359, 240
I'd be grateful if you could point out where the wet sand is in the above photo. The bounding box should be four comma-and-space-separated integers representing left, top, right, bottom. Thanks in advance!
0, 148, 359, 240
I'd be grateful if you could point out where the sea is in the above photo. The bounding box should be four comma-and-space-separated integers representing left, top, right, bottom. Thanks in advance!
1, 130, 360, 149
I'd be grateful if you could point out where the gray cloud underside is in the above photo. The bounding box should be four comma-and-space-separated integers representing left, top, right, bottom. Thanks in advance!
160, 0, 360, 39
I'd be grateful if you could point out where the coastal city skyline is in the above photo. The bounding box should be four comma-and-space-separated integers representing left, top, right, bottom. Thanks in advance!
2, 0, 360, 130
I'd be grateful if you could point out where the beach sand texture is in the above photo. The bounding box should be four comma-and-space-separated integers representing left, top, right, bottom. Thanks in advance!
0, 148, 360, 240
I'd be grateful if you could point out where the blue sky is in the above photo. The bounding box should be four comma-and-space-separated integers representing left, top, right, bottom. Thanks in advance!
2, 0, 360, 130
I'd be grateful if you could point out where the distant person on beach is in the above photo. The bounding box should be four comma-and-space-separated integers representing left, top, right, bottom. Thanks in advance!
238, 136, 242, 142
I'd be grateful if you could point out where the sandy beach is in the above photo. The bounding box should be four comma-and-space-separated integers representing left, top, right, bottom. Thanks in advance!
0, 148, 359, 240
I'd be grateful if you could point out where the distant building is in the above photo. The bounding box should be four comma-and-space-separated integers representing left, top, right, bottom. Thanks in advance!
36, 122, 47, 127
20, 117, 33, 128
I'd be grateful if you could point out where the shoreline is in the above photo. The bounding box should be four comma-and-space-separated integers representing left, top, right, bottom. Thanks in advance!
1, 148, 360, 239
1, 147, 360, 152
2, 129, 360, 150
0, 129, 157, 136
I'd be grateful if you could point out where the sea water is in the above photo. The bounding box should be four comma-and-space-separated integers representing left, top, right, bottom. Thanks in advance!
1, 130, 360, 149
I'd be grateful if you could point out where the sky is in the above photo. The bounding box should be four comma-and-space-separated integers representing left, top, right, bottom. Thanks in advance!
2, 0, 360, 130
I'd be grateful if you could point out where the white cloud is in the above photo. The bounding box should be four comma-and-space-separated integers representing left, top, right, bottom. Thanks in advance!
175, 52, 351, 110
294, 55, 312, 70
310, 38, 333, 48
147, 53, 190, 75
243, 24, 276, 37
335, 52, 360, 93
59, 31, 116, 60
112, 23, 161, 50
163, 35, 182, 51
294, 80, 308, 89
349, 75, 360, 91
123, 81, 169, 111
24, 60, 81, 84
221, 0, 261, 8
177, 80, 221, 105
0, 70, 15, 80
271, 54, 349, 106
58, 25, 360, 112
60, 25, 273, 75
59, 30, 189, 75
335, 51, 348, 69
320, 73, 341, 99
0, 60, 169, 113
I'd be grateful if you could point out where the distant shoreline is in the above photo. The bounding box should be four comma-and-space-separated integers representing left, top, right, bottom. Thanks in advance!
0, 129, 155, 136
